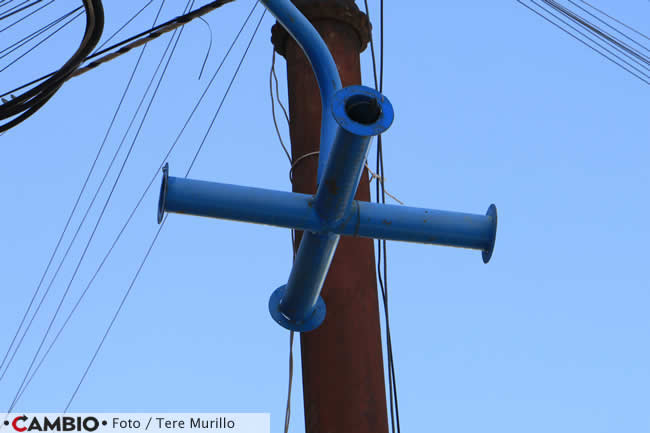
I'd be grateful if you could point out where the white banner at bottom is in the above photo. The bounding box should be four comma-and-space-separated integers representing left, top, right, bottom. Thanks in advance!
0, 414, 269, 433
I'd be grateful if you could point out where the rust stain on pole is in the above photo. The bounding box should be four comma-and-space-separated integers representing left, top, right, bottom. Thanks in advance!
272, 2, 389, 432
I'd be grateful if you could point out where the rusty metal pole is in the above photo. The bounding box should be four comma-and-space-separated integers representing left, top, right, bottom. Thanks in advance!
271, 1, 390, 432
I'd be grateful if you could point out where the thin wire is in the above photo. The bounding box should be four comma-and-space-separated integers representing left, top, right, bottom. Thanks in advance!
93, 0, 155, 53
567, 0, 650, 53
277, 58, 296, 433
197, 17, 212, 79
379, 0, 383, 93
0, 0, 41, 22
271, 50, 290, 125
289, 150, 319, 183
366, 163, 403, 205
577, 0, 650, 40
0, 9, 84, 74
0, 5, 154, 385
365, 0, 401, 431
517, 0, 650, 84
0, 7, 82, 59
0, 0, 53, 34
522, 0, 650, 79
0, 0, 236, 99
270, 49, 291, 163
63, 216, 168, 412
283, 331, 294, 433
186, 8, 266, 174
12, 1, 261, 406
540, 0, 649, 71
0, 0, 17, 9
6, 0, 177, 411
64, 8, 266, 412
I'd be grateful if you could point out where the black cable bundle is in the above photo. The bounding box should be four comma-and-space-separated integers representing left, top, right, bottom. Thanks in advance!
0, 0, 104, 132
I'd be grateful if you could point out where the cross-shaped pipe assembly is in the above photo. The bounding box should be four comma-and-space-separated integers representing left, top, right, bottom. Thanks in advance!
157, 0, 498, 332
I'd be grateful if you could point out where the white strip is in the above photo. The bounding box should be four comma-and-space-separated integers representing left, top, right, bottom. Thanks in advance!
0, 414, 269, 433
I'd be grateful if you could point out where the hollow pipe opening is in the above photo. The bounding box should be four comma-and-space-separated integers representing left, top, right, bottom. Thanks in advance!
345, 94, 381, 125
332, 85, 394, 138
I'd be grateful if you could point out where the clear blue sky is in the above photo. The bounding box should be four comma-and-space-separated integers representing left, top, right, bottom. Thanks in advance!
1, 1, 649, 432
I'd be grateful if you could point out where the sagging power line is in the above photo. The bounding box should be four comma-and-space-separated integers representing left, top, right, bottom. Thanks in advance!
518, 0, 650, 84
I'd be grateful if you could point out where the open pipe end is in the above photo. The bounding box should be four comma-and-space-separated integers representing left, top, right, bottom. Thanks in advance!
157, 163, 169, 224
482, 204, 498, 264
269, 285, 326, 332
332, 85, 394, 137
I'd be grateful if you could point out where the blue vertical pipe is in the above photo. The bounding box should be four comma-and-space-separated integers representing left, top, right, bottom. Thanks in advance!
269, 86, 394, 332
314, 86, 394, 225
259, 0, 342, 180
268, 232, 337, 332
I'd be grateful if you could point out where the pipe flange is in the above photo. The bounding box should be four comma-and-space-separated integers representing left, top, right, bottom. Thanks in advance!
271, 1, 372, 57
269, 285, 326, 332
158, 163, 169, 224
482, 204, 498, 264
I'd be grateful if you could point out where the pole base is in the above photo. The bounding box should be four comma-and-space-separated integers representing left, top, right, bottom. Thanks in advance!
269, 285, 327, 332
482, 204, 498, 264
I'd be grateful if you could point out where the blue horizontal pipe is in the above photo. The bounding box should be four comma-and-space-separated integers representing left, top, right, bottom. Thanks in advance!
259, 0, 341, 180
158, 172, 497, 258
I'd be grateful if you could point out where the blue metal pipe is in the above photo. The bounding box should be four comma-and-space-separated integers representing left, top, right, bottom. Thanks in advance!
314, 86, 394, 225
158, 169, 498, 260
269, 232, 337, 331
259, 0, 342, 180
270, 85, 393, 331
158, 166, 315, 229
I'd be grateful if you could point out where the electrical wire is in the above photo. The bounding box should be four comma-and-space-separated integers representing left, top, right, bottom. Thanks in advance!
0, 9, 84, 74
93, 0, 155, 54
517, 0, 650, 84
0, 0, 18, 9
0, 0, 108, 385
283, 331, 294, 433
0, 0, 105, 132
197, 17, 212, 79
568, 0, 649, 53
186, 7, 265, 173
0, 4, 142, 384
0, 0, 53, 35
63, 7, 267, 412
539, 0, 649, 71
270, 49, 291, 163
7, 1, 178, 412
0, 0, 43, 22
363, 0, 401, 432
0, 0, 17, 9
577, 0, 650, 41
11, 1, 261, 407
0, 7, 82, 59
0, 0, 235, 100
269, 45, 297, 433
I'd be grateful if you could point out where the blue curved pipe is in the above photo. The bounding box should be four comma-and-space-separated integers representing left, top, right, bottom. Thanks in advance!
259, 0, 342, 180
